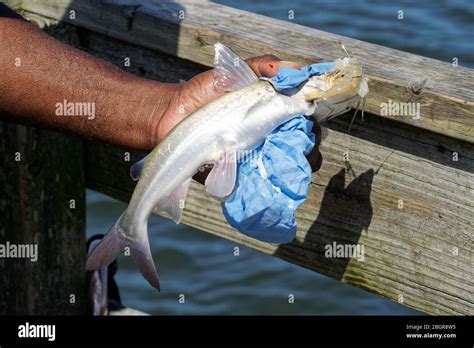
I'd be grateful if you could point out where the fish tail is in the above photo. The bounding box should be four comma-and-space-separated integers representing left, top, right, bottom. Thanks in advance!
85, 213, 161, 290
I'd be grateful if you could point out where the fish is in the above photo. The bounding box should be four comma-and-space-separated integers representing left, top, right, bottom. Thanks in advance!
291, 56, 368, 123
86, 42, 368, 289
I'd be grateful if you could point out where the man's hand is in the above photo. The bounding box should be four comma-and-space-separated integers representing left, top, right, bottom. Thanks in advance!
157, 55, 301, 141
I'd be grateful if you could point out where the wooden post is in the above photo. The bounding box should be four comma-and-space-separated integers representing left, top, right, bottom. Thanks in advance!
0, 122, 86, 315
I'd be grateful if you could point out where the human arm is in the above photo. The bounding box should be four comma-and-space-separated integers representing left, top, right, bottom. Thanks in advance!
0, 4, 322, 169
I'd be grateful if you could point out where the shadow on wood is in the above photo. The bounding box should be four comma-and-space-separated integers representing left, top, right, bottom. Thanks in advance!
275, 168, 374, 281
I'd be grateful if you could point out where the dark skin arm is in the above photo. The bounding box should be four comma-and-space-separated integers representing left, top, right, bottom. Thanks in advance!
0, 4, 322, 176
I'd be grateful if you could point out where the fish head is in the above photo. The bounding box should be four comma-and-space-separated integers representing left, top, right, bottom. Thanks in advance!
278, 57, 369, 122
307, 58, 365, 100
285, 58, 366, 100
302, 58, 369, 122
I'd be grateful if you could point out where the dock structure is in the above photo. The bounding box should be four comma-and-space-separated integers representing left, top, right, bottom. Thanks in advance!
0, 0, 472, 315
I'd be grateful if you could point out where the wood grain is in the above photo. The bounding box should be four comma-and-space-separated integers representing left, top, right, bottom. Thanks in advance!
0, 122, 87, 315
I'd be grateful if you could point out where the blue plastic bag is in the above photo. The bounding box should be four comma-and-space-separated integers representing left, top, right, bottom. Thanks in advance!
221, 63, 334, 243
269, 63, 335, 91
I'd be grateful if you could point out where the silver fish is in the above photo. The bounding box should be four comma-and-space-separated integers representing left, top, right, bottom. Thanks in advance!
86, 43, 368, 289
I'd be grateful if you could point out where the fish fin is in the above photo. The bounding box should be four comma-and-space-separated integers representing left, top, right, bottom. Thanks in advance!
86, 217, 124, 270
129, 232, 161, 290
130, 154, 149, 181
154, 177, 192, 224
213, 42, 258, 92
205, 150, 237, 200
86, 214, 161, 290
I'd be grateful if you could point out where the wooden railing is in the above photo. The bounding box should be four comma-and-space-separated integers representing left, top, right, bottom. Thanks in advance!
1, 0, 473, 315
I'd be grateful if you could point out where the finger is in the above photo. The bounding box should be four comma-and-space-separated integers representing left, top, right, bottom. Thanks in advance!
280, 60, 301, 68
246, 54, 300, 78
184, 70, 226, 110
312, 121, 322, 147
306, 148, 323, 173
306, 120, 323, 172
259, 58, 301, 77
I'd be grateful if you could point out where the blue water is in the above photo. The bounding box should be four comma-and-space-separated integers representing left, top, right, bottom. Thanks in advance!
86, 0, 473, 315
215, 0, 474, 68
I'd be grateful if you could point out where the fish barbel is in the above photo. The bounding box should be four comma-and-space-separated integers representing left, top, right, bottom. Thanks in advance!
86, 43, 368, 289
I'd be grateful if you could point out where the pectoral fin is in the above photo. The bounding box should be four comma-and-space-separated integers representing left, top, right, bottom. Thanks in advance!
205, 150, 237, 201
130, 155, 149, 181
154, 178, 192, 224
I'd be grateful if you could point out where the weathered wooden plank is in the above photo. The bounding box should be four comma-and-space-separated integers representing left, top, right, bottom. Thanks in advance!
54, 28, 473, 315
7, 0, 474, 142
0, 122, 87, 315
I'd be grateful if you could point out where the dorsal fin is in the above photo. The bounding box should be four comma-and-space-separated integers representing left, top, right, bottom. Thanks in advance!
213, 42, 258, 92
